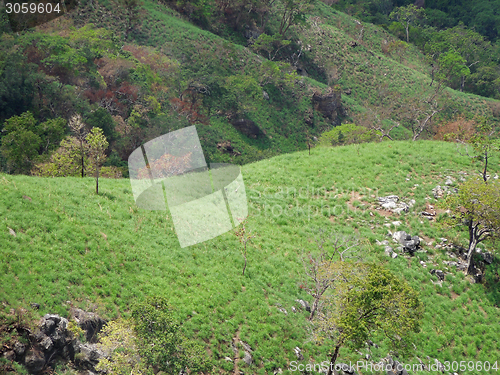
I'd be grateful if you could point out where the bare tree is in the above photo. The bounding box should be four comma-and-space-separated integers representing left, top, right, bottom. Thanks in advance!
68, 114, 89, 178
301, 230, 360, 320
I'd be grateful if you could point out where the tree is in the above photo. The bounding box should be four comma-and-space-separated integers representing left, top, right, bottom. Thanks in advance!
69, 114, 89, 178
389, 4, 425, 43
312, 263, 423, 375
36, 117, 66, 154
234, 221, 255, 276
31, 136, 88, 177
301, 230, 360, 320
96, 319, 149, 374
0, 112, 41, 173
131, 296, 212, 374
441, 178, 500, 275
86, 127, 108, 194
276, 0, 313, 36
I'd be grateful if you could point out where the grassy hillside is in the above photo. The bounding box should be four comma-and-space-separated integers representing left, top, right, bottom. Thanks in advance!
15, 0, 495, 171
2, 140, 500, 374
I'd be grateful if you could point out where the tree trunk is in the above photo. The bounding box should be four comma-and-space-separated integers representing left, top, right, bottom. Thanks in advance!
406, 21, 410, 43
482, 151, 488, 182
460, 75, 465, 92
95, 167, 99, 195
326, 344, 342, 375
308, 298, 320, 320
466, 222, 478, 275
80, 140, 85, 178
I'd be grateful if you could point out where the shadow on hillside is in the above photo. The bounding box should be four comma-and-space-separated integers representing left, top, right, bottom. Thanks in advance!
482, 257, 500, 307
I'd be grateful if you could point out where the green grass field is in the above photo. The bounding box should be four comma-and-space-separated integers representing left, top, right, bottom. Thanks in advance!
1, 140, 499, 374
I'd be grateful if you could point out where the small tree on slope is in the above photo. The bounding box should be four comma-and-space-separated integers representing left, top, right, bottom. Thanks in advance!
311, 263, 423, 375
441, 178, 500, 275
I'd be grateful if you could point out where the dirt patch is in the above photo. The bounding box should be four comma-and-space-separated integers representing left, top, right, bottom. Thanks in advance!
450, 291, 459, 300
478, 305, 488, 318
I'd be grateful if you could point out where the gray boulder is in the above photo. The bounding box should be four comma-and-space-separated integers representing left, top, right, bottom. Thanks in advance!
296, 299, 311, 312
24, 349, 45, 374
392, 231, 420, 254
430, 269, 445, 281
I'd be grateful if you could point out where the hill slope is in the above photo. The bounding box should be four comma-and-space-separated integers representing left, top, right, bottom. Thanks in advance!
1, 140, 500, 374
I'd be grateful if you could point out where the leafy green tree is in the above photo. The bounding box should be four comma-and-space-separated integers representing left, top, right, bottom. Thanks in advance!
312, 263, 423, 375
132, 296, 212, 375
276, 0, 313, 36
37, 117, 66, 154
251, 33, 291, 61
389, 4, 425, 43
441, 178, 500, 275
86, 127, 108, 194
31, 136, 88, 177
0, 112, 41, 173
96, 319, 150, 375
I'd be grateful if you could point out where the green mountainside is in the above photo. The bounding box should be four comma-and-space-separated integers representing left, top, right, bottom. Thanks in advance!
1, 141, 500, 374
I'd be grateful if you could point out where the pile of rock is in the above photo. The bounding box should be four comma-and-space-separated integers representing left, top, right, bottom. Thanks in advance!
392, 231, 421, 255
377, 195, 415, 214
2, 309, 106, 374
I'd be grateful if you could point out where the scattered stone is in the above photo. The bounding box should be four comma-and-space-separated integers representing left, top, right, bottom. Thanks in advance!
445, 177, 454, 186
367, 340, 379, 348
384, 246, 394, 257
278, 307, 287, 315
243, 351, 253, 366
392, 231, 420, 254
420, 261, 427, 268
296, 299, 311, 312
224, 356, 233, 362
481, 252, 493, 265
430, 269, 445, 281
391, 252, 398, 259
391, 221, 401, 226
263, 91, 269, 100
294, 347, 304, 360
376, 240, 390, 246
30, 303, 40, 310
4, 350, 16, 361
8, 227, 16, 237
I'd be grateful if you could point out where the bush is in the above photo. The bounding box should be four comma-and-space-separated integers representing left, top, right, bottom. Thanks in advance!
319, 123, 378, 146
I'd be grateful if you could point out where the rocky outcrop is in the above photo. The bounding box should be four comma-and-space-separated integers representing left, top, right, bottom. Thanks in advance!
217, 140, 241, 156
378, 195, 415, 214
392, 231, 421, 255
231, 118, 261, 138
312, 86, 344, 122
3, 310, 107, 374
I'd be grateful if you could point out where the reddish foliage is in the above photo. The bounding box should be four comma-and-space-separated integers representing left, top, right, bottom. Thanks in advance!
137, 153, 193, 179
434, 116, 476, 142
170, 97, 208, 124
122, 45, 173, 74
84, 81, 138, 116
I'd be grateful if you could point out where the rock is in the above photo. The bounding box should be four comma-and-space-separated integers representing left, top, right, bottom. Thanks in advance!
378, 195, 411, 214
420, 261, 426, 267
278, 307, 287, 315
243, 351, 253, 366
367, 340, 379, 348
8, 227, 16, 237
432, 185, 445, 199
481, 252, 493, 264
3, 350, 16, 361
391, 252, 398, 259
24, 348, 46, 373
224, 356, 233, 362
296, 299, 311, 312
240, 341, 252, 353
14, 341, 26, 356
430, 269, 445, 281
445, 178, 453, 186
384, 246, 393, 257
273, 369, 283, 375
230, 118, 261, 139
71, 308, 106, 343
217, 140, 240, 156
312, 86, 343, 121
263, 91, 269, 100
336, 362, 356, 374
376, 240, 390, 246
75, 343, 106, 370
294, 347, 304, 360
392, 231, 420, 254
391, 221, 401, 226
40, 336, 53, 352
31, 303, 40, 310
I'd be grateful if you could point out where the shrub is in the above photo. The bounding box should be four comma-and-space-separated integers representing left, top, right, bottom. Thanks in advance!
318, 123, 378, 146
